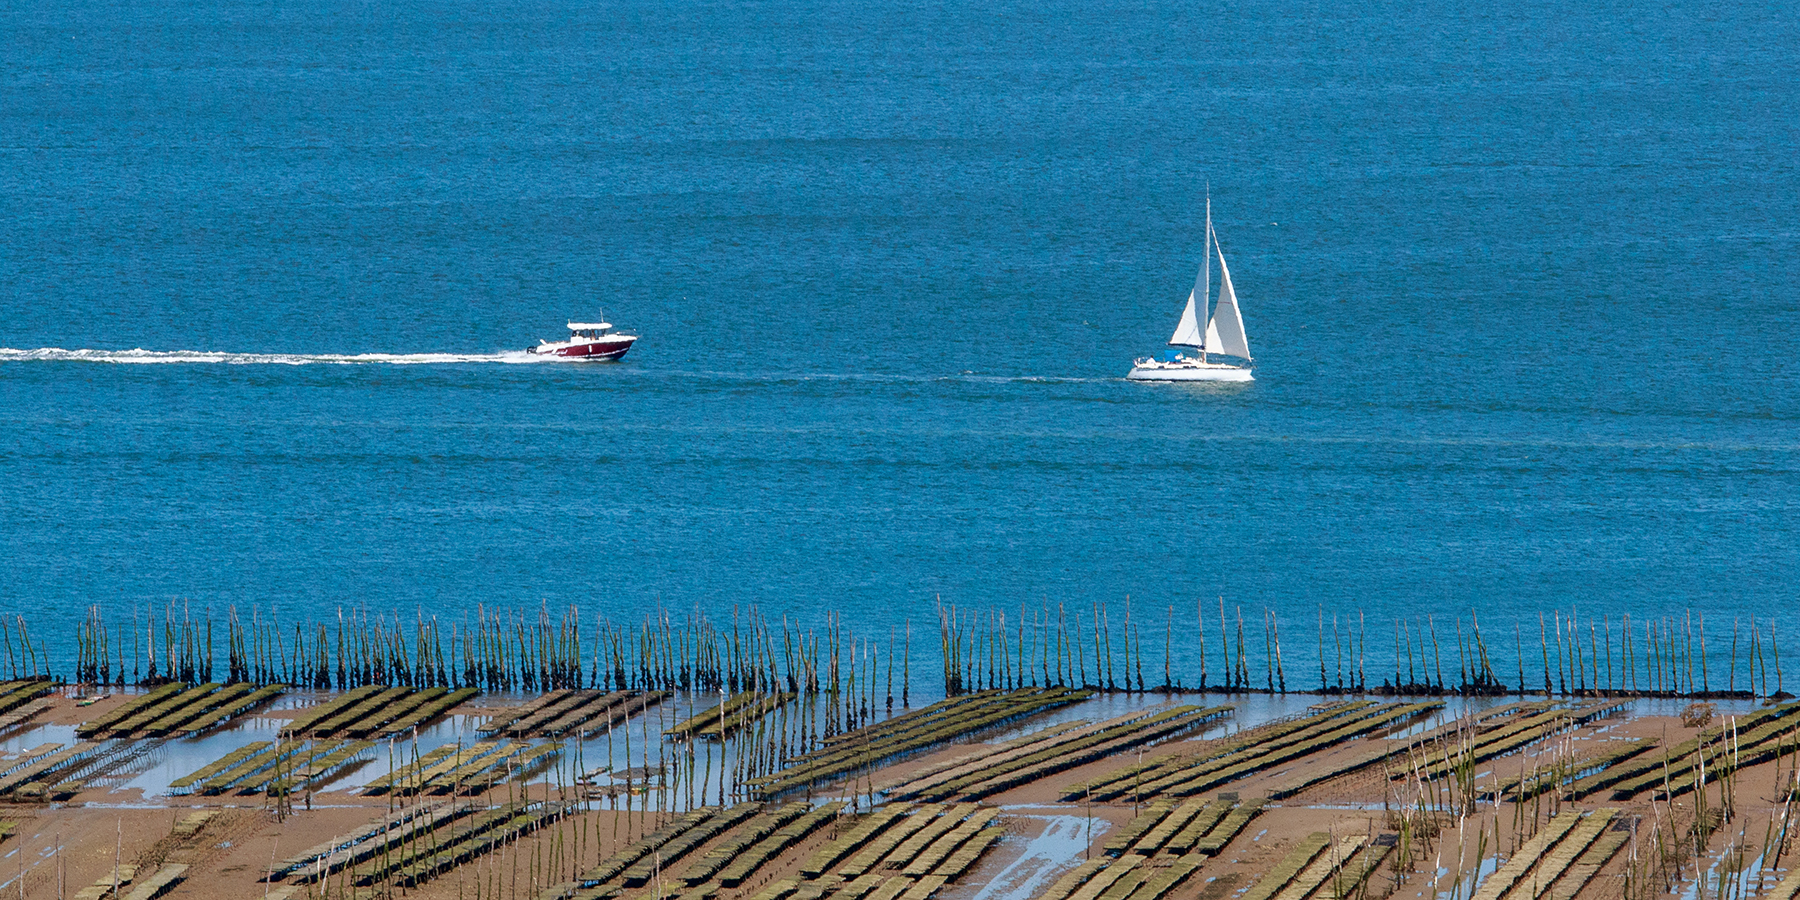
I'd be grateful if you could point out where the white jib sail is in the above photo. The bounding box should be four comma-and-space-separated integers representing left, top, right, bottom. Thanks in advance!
1168, 290, 1204, 347
1204, 231, 1251, 360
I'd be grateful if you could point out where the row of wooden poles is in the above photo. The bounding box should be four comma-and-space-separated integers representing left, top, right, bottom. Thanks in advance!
15, 601, 1790, 699
59, 603, 907, 704
938, 600, 1789, 699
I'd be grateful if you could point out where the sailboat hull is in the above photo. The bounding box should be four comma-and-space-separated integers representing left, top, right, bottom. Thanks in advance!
1126, 361, 1253, 382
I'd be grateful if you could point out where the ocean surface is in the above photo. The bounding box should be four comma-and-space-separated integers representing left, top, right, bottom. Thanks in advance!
3, 0, 1797, 679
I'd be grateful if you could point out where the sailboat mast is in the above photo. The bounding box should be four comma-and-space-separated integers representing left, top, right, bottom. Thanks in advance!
1202, 192, 1211, 364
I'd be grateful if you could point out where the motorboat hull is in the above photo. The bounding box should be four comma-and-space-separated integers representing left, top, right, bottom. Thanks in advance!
528, 336, 637, 360
1127, 361, 1253, 382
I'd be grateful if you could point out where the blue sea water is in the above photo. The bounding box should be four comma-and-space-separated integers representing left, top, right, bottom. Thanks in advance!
2, 0, 1798, 678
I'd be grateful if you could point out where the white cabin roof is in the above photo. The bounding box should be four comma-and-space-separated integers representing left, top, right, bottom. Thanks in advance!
567, 322, 611, 331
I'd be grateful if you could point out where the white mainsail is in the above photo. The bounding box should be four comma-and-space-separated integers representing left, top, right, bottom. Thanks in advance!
1168, 208, 1211, 348
1202, 228, 1251, 360
1168, 290, 1204, 347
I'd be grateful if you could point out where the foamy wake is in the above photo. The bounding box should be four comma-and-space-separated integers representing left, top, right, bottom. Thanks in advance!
0, 347, 553, 365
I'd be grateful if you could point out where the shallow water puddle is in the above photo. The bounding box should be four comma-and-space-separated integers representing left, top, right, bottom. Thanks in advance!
970, 812, 1108, 900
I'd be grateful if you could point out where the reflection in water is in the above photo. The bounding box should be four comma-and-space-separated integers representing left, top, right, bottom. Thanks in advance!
970, 814, 1106, 900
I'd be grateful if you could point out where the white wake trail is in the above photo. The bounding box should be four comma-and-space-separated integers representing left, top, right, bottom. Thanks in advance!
0, 347, 554, 365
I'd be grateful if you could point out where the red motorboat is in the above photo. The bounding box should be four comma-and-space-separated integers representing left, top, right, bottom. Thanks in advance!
527, 321, 638, 360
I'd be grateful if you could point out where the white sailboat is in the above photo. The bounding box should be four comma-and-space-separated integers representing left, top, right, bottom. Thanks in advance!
1127, 197, 1254, 382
